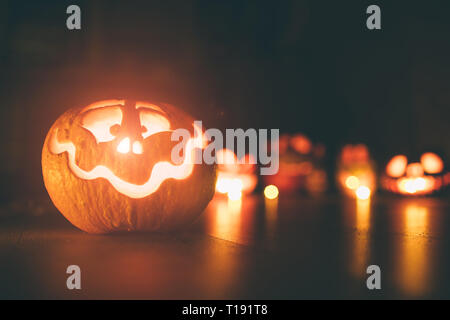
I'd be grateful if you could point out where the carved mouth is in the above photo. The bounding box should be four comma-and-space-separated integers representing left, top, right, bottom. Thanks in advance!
49, 124, 203, 199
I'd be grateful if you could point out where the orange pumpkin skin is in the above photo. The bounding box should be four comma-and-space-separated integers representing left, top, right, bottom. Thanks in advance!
42, 100, 216, 234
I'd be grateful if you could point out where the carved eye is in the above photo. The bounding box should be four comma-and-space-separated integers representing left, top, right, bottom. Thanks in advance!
386, 155, 408, 177
421, 152, 444, 174
139, 110, 171, 139
82, 107, 123, 143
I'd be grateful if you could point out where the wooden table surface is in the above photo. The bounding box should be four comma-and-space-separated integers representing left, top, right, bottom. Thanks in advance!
0, 194, 449, 299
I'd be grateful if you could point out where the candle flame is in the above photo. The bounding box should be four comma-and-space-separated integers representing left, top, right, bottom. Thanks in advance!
264, 185, 279, 200
355, 186, 371, 200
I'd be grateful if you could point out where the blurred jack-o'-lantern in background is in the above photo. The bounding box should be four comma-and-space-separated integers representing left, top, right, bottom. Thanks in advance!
381, 152, 449, 195
214, 149, 258, 200
336, 144, 376, 199
263, 133, 328, 194
42, 99, 216, 234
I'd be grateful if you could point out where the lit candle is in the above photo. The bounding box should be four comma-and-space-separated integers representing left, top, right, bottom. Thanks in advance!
355, 185, 371, 200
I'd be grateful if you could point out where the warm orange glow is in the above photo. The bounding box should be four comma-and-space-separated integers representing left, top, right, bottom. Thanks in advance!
82, 106, 123, 143
216, 149, 239, 169
383, 175, 439, 195
349, 197, 371, 278
215, 175, 245, 200
345, 176, 360, 190
49, 122, 204, 199
205, 195, 260, 246
139, 111, 171, 139
421, 152, 444, 174
406, 162, 424, 177
135, 101, 165, 114
228, 189, 242, 201
132, 141, 143, 154
264, 185, 279, 200
338, 170, 375, 198
396, 204, 430, 296
355, 186, 371, 200
215, 149, 257, 196
386, 155, 408, 177
215, 178, 230, 194
352, 144, 369, 162
216, 178, 243, 200
337, 144, 376, 198
405, 205, 427, 230
265, 194, 278, 238
117, 137, 130, 153
383, 152, 445, 195
215, 173, 257, 194
397, 176, 434, 194
290, 134, 312, 154
341, 144, 369, 164
81, 100, 172, 146
356, 198, 371, 231
82, 99, 125, 112
277, 161, 313, 176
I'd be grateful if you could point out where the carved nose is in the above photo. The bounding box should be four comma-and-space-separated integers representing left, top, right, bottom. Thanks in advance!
115, 101, 145, 154
117, 138, 143, 154
132, 140, 143, 154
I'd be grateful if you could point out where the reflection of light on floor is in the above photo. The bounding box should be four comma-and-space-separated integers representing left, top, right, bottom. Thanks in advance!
228, 197, 242, 214
396, 204, 429, 296
213, 198, 242, 242
200, 206, 242, 298
205, 195, 258, 245
200, 196, 258, 297
405, 205, 427, 231
350, 198, 371, 278
356, 198, 371, 231
265, 197, 278, 240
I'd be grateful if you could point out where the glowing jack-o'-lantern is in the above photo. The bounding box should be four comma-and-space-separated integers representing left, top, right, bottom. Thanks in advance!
336, 144, 377, 198
42, 99, 216, 233
215, 149, 258, 200
263, 133, 327, 194
381, 152, 448, 195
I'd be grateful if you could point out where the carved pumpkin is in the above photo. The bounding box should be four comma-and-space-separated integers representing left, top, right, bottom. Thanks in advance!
42, 99, 216, 233
263, 133, 327, 193
336, 144, 377, 198
214, 148, 258, 200
381, 152, 448, 195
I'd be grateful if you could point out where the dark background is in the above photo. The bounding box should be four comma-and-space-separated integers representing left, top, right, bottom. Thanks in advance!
0, 0, 449, 201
